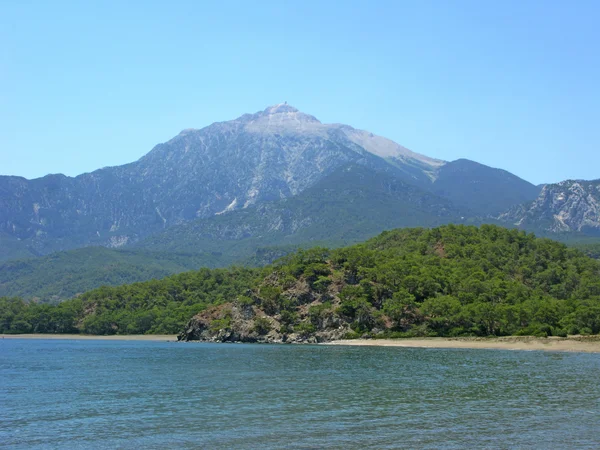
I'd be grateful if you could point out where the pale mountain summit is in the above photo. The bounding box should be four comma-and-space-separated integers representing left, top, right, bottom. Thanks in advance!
243, 103, 444, 179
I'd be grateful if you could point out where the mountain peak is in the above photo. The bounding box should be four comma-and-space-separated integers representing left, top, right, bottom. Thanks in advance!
263, 103, 299, 115
242, 103, 322, 133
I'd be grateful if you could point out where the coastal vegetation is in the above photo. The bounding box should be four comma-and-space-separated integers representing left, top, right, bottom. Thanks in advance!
0, 267, 257, 335
1, 225, 600, 339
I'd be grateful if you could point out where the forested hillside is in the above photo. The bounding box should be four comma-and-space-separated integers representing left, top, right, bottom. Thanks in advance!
0, 267, 257, 335
2, 225, 599, 339
0, 247, 221, 302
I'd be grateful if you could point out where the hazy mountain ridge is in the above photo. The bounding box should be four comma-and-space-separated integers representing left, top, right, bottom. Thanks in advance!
0, 247, 217, 302
432, 159, 542, 216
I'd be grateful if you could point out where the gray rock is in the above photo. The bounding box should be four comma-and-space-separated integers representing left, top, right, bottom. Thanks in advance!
500, 179, 600, 234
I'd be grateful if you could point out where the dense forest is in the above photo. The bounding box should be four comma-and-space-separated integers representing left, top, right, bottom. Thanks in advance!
1, 225, 600, 339
0, 267, 257, 335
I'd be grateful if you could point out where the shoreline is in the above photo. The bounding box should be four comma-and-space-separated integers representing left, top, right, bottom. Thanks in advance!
327, 336, 600, 353
2, 334, 600, 353
0, 334, 177, 341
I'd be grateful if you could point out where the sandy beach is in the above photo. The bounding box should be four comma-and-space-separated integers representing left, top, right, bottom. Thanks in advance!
327, 336, 600, 353
3, 334, 600, 352
1, 334, 177, 341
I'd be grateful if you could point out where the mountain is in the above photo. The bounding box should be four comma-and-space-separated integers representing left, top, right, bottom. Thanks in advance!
0, 104, 437, 260
0, 103, 539, 261
500, 179, 600, 235
432, 159, 541, 216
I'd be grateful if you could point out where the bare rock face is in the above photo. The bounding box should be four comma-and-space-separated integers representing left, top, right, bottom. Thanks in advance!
178, 300, 351, 344
177, 272, 354, 345
500, 180, 600, 234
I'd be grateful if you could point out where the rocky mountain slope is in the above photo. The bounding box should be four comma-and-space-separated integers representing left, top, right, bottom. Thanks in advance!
500, 179, 600, 235
136, 165, 465, 254
1, 103, 540, 261
0, 165, 465, 301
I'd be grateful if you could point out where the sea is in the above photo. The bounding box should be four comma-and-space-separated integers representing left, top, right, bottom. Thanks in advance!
1, 339, 599, 449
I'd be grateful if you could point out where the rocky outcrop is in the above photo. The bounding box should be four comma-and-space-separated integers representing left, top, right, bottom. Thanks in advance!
500, 180, 600, 234
178, 302, 351, 344
178, 273, 352, 344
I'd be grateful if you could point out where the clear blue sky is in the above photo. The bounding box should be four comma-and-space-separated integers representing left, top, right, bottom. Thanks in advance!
1, 0, 598, 185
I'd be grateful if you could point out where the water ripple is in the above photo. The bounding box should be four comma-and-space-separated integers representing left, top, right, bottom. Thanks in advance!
1, 340, 599, 449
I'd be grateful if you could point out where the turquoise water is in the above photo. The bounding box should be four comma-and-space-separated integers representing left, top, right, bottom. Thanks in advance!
1, 340, 599, 449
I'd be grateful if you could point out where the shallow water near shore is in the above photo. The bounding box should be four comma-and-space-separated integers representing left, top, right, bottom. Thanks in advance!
2, 339, 600, 449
